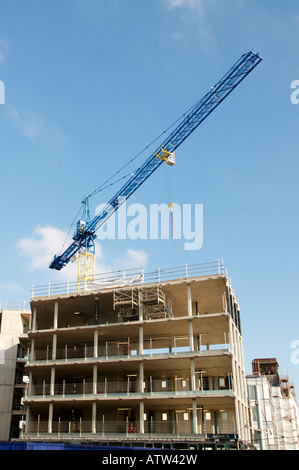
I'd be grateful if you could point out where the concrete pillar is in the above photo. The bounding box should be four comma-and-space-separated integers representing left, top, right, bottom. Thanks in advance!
30, 338, 35, 362
229, 317, 241, 437
27, 370, 33, 396
238, 400, 244, 440
187, 284, 192, 317
48, 402, 53, 434
52, 333, 57, 361
192, 399, 198, 434
50, 367, 55, 396
138, 291, 144, 322
92, 402, 97, 434
190, 358, 196, 391
93, 364, 97, 394
25, 406, 32, 434
32, 307, 37, 331
94, 329, 98, 358
139, 362, 144, 393
228, 319, 236, 391
189, 320, 194, 352
139, 400, 144, 434
139, 324, 143, 355
53, 301, 59, 329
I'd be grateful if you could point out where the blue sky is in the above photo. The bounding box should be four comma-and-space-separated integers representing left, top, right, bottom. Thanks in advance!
0, 0, 299, 391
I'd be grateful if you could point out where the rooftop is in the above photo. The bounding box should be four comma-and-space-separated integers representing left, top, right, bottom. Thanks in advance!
31, 260, 230, 300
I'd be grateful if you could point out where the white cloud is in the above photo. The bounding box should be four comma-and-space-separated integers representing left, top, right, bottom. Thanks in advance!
22, 113, 44, 141
163, 0, 214, 17
113, 249, 149, 270
8, 108, 44, 141
171, 31, 187, 41
17, 225, 68, 271
7, 107, 67, 145
162, 0, 217, 49
17, 225, 149, 282
17, 225, 82, 281
165, 0, 204, 11
0, 282, 25, 293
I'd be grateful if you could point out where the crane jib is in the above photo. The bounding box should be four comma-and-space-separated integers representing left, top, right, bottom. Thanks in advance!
49, 51, 262, 271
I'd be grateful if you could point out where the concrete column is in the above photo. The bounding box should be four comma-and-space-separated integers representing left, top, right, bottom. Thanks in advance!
53, 301, 59, 329
138, 362, 144, 393
30, 338, 35, 362
192, 399, 198, 434
232, 324, 239, 364
233, 398, 240, 437
139, 400, 145, 434
94, 329, 98, 358
52, 333, 57, 361
27, 370, 33, 396
228, 319, 236, 390
50, 367, 55, 396
229, 317, 241, 437
92, 402, 97, 434
190, 358, 196, 391
48, 402, 53, 434
139, 324, 143, 355
93, 364, 98, 394
189, 320, 194, 352
187, 284, 192, 317
241, 402, 248, 442
32, 307, 37, 331
238, 400, 244, 440
138, 291, 144, 322
233, 326, 243, 402
25, 406, 32, 434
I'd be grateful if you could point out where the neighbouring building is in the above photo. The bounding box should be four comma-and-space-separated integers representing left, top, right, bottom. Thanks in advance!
22, 261, 254, 450
0, 303, 31, 441
247, 358, 299, 450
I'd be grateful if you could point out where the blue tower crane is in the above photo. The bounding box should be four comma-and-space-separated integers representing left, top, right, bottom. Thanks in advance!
50, 51, 262, 290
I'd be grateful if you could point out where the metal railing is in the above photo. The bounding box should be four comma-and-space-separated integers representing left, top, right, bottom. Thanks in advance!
31, 260, 225, 299
24, 418, 236, 438
27, 375, 234, 399
29, 340, 230, 363
0, 300, 28, 311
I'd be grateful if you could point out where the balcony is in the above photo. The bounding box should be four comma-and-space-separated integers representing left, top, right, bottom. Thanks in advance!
28, 339, 230, 364
23, 418, 236, 440
25, 375, 234, 401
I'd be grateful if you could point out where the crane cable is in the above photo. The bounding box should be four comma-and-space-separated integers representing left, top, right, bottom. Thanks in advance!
86, 94, 205, 199
58, 93, 206, 253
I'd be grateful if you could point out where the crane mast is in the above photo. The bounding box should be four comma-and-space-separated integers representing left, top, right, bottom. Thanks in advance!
49, 51, 262, 290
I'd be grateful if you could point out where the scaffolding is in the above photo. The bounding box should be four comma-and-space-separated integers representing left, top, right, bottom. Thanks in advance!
113, 285, 172, 322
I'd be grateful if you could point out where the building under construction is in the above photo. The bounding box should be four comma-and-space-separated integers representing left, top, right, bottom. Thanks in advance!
17, 52, 262, 451
0, 303, 31, 441
21, 261, 254, 450
247, 358, 299, 450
